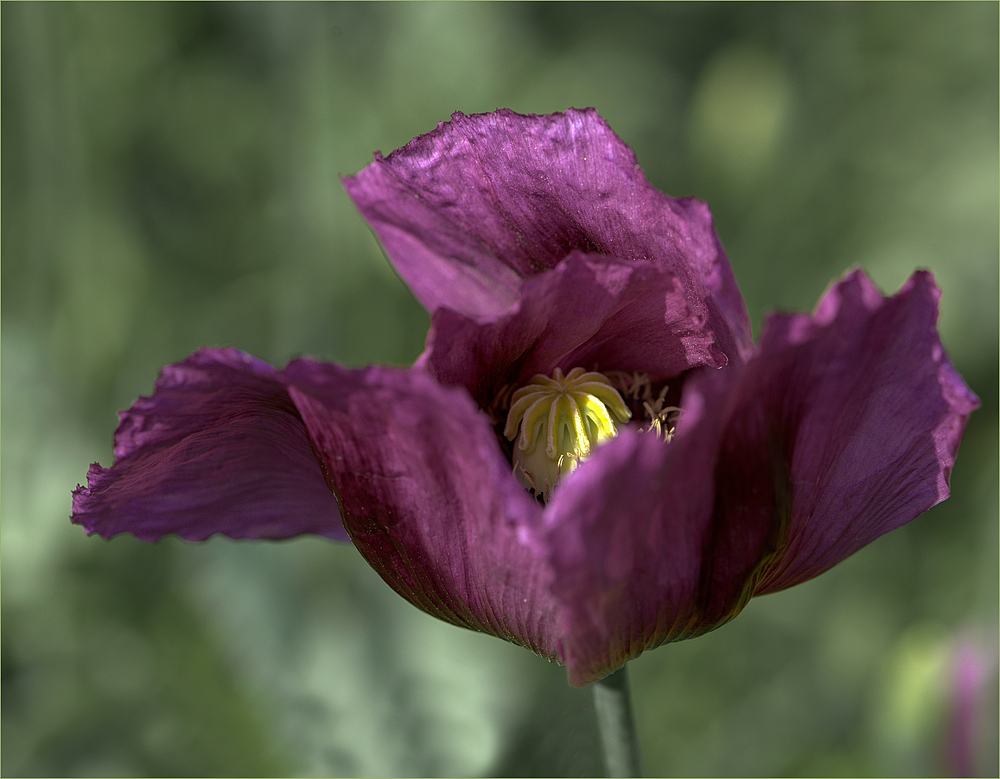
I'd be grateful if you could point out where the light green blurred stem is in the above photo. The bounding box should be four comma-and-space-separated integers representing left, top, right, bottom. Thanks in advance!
592, 664, 644, 777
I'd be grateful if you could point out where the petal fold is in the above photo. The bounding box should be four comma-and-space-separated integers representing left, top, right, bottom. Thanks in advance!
71, 348, 347, 542
419, 252, 724, 409
282, 361, 561, 660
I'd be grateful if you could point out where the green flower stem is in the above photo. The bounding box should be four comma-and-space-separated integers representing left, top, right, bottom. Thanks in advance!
592, 664, 644, 777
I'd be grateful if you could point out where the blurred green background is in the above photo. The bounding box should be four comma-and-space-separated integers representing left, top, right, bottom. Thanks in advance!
3, 2, 997, 776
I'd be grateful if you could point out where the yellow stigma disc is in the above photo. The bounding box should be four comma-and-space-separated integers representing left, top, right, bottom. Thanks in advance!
503, 367, 631, 499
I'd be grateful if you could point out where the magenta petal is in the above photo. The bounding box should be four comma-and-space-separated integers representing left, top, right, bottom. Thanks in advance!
737, 270, 981, 593
344, 108, 753, 362
419, 251, 725, 408
71, 348, 347, 542
538, 372, 779, 687
282, 360, 561, 659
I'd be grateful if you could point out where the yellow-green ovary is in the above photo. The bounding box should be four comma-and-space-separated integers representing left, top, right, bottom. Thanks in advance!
503, 367, 631, 498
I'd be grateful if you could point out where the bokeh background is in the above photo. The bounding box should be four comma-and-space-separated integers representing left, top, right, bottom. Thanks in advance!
3, 2, 997, 777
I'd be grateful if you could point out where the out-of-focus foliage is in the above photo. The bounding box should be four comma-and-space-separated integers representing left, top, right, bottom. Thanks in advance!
2, 3, 996, 776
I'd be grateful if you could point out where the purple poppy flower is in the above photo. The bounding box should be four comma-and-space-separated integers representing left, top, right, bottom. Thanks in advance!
72, 109, 978, 687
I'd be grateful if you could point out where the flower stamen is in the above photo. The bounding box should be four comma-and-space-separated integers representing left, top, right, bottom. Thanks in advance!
606, 369, 653, 404
607, 370, 682, 440
503, 367, 631, 499
642, 384, 682, 440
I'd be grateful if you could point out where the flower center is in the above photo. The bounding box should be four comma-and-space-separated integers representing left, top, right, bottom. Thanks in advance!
502, 367, 632, 499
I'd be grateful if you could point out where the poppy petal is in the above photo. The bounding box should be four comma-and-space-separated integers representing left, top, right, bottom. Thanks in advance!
282, 360, 562, 660
72, 348, 347, 542
344, 109, 753, 362
535, 368, 780, 686
737, 270, 980, 593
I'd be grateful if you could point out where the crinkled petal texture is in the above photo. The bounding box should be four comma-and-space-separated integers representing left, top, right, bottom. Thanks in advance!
72, 348, 348, 542
419, 251, 725, 408
281, 361, 561, 660
344, 108, 753, 364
